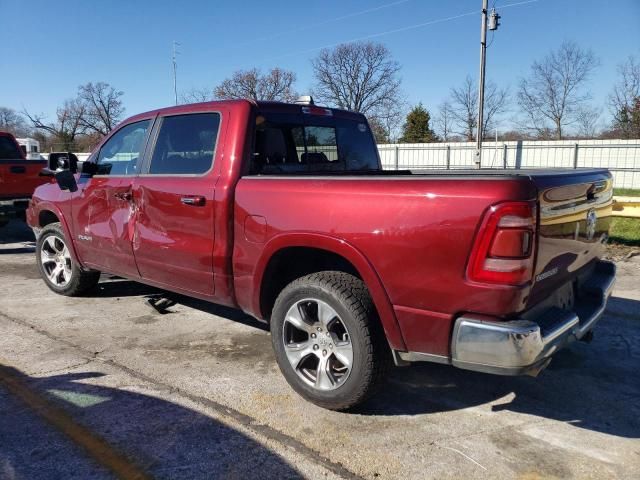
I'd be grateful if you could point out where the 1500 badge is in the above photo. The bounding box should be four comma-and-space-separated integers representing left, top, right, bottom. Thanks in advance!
78, 234, 92, 241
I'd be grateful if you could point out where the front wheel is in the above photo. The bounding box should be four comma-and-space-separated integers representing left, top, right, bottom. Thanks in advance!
36, 223, 100, 296
271, 271, 390, 410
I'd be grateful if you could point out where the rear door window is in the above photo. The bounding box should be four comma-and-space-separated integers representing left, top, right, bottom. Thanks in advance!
148, 113, 220, 175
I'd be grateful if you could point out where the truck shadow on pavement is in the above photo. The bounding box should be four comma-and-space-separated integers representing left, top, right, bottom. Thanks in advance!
91, 276, 640, 440
0, 366, 304, 480
89, 277, 270, 332
0, 220, 36, 254
361, 297, 640, 439
0, 220, 35, 245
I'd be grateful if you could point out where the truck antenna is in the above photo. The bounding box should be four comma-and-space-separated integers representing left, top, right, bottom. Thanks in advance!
172, 41, 181, 105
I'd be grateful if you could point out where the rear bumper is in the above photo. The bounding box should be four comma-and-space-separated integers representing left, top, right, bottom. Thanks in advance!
0, 197, 31, 217
398, 260, 616, 376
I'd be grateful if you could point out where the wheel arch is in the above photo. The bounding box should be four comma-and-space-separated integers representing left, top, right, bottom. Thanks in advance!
34, 203, 83, 267
253, 233, 406, 351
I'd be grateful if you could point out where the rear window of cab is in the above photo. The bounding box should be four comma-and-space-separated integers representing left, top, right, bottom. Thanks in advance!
250, 111, 380, 175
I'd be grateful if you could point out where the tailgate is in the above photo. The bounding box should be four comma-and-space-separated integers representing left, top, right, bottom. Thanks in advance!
0, 159, 48, 199
529, 169, 613, 302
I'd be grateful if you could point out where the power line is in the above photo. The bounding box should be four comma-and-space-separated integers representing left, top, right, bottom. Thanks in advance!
255, 10, 478, 65
499, 0, 540, 10
236, 0, 414, 48
251, 0, 541, 67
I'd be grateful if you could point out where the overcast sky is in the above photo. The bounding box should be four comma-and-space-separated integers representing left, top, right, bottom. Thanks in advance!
3, 0, 639, 131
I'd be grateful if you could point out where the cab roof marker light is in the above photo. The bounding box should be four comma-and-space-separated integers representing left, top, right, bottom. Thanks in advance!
301, 106, 333, 116
295, 95, 314, 105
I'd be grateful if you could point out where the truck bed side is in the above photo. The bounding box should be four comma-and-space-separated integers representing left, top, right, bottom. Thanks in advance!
232, 175, 537, 355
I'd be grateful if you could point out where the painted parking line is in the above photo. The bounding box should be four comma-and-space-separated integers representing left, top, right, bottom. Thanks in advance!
0, 363, 151, 480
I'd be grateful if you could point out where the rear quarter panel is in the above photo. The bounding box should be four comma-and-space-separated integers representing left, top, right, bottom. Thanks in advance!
233, 176, 536, 354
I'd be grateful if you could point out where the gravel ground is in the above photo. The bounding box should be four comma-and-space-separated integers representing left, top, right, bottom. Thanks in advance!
1, 219, 639, 479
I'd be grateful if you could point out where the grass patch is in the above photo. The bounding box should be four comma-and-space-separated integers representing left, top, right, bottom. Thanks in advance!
610, 217, 640, 246
613, 188, 640, 197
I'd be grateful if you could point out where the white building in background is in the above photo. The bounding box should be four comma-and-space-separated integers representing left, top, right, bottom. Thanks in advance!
15, 137, 41, 160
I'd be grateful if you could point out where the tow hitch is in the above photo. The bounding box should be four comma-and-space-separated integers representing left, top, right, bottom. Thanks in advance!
579, 330, 594, 343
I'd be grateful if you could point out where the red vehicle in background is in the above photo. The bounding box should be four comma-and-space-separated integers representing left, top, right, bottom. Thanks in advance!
26, 98, 616, 410
0, 131, 48, 227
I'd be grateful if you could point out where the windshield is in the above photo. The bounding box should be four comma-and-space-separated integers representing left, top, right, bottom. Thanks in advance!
0, 136, 23, 160
250, 110, 380, 175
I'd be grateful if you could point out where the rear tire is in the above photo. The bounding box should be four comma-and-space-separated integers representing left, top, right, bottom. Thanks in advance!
271, 271, 391, 411
36, 222, 100, 296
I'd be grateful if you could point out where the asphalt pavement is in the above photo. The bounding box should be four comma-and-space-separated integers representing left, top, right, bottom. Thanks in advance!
1, 219, 638, 479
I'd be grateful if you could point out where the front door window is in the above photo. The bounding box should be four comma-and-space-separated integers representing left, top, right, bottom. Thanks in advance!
96, 120, 151, 176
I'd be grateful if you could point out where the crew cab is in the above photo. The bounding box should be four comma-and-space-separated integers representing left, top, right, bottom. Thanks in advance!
0, 131, 47, 227
26, 99, 616, 410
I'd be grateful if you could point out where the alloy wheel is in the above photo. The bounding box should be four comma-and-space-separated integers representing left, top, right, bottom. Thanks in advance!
282, 298, 353, 391
40, 235, 73, 287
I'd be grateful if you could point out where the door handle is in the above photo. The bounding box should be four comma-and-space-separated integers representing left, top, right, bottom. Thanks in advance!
10, 166, 26, 174
181, 196, 206, 206
113, 191, 133, 201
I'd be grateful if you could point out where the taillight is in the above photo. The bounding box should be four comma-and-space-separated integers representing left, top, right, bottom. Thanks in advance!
467, 202, 537, 285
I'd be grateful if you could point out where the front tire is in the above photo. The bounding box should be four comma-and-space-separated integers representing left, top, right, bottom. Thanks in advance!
36, 223, 100, 296
271, 271, 390, 410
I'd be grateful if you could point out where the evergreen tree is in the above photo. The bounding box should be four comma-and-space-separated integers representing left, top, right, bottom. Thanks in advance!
399, 104, 437, 143
613, 97, 640, 139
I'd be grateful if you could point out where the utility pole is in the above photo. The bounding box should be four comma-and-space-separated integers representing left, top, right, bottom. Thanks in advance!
475, 2, 501, 169
475, 0, 489, 169
172, 41, 180, 105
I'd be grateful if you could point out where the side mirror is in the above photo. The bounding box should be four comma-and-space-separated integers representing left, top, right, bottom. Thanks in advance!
81, 161, 98, 176
48, 152, 79, 174
54, 169, 78, 192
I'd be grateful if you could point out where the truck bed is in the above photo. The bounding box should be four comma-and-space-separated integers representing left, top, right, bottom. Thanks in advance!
234, 167, 612, 356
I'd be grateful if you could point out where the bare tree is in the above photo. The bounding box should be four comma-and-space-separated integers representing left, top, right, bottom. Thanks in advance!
517, 41, 599, 140
368, 117, 390, 143
214, 67, 297, 102
609, 55, 640, 138
434, 101, 455, 141
448, 75, 509, 141
180, 87, 214, 104
0, 107, 30, 137
77, 82, 125, 136
24, 99, 87, 151
311, 41, 403, 128
369, 95, 407, 143
575, 106, 602, 138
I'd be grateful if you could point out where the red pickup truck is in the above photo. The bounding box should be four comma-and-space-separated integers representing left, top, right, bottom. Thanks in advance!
0, 131, 48, 227
26, 99, 616, 410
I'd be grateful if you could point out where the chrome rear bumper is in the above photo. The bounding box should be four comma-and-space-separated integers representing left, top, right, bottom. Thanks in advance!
397, 260, 616, 376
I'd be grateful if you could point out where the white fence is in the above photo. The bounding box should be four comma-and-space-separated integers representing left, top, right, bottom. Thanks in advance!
378, 139, 640, 189
37, 140, 640, 189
